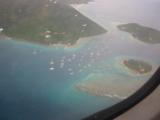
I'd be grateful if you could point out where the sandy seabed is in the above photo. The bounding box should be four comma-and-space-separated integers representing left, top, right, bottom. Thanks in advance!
76, 73, 147, 100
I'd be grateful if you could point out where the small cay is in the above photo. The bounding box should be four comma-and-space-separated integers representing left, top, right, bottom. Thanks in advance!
123, 59, 152, 75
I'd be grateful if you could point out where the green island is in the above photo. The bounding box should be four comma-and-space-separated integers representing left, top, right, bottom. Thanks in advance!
123, 59, 152, 74
0, 0, 107, 46
117, 23, 160, 44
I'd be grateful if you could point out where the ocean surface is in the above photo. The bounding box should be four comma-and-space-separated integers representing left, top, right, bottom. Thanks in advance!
0, 0, 160, 120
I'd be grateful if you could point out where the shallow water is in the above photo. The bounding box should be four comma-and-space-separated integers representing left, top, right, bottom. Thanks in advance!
0, 0, 160, 120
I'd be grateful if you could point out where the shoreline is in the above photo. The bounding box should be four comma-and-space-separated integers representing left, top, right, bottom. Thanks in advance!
0, 34, 92, 50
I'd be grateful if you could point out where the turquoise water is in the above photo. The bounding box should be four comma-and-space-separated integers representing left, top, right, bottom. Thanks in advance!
0, 39, 117, 120
0, 30, 159, 119
0, 0, 160, 120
